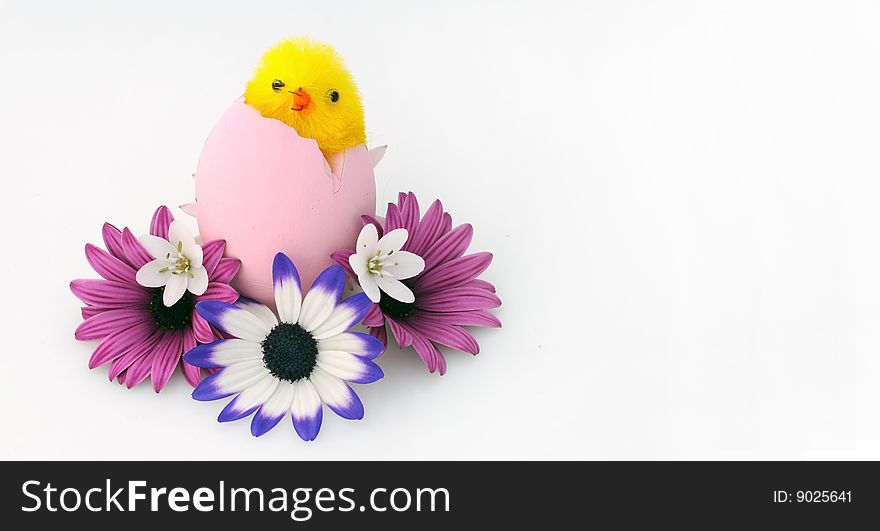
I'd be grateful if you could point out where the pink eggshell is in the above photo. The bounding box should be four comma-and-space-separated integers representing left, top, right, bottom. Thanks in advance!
194, 97, 376, 307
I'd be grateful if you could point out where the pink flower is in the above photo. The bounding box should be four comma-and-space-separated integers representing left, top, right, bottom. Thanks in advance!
333, 192, 501, 375
70, 206, 241, 391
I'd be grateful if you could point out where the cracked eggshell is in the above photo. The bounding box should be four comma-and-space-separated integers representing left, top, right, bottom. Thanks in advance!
193, 97, 376, 307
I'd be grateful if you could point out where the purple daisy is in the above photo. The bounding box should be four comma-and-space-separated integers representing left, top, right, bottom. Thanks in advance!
71, 206, 241, 391
332, 192, 501, 375
185, 253, 384, 441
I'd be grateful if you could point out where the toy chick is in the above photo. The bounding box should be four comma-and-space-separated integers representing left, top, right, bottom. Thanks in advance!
244, 37, 366, 161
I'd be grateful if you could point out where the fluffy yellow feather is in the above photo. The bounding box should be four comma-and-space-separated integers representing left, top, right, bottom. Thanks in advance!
244, 37, 366, 159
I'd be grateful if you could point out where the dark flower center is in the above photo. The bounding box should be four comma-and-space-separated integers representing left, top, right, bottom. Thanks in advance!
378, 282, 417, 320
148, 289, 194, 331
261, 323, 319, 382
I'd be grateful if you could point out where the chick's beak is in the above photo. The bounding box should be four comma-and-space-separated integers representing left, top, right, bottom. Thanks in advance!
290, 88, 312, 112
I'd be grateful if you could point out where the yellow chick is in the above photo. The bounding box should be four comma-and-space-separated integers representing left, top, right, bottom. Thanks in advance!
244, 37, 366, 160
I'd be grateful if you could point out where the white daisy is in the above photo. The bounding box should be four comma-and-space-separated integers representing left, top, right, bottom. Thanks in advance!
185, 253, 384, 441
136, 220, 209, 306
349, 223, 425, 303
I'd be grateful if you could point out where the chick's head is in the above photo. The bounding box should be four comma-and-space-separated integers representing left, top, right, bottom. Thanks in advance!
244, 37, 366, 158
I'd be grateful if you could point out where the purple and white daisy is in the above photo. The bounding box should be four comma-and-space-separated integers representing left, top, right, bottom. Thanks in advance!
185, 253, 384, 441
70, 206, 241, 391
332, 192, 502, 375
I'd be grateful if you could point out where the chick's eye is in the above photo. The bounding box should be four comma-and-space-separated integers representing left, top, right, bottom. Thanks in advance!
271, 79, 285, 91
327, 90, 340, 103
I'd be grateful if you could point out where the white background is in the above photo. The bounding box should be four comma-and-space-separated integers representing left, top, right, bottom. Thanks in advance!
1, 0, 879, 460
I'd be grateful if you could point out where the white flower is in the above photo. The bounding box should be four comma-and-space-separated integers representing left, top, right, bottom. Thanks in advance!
349, 224, 425, 303
136, 220, 209, 307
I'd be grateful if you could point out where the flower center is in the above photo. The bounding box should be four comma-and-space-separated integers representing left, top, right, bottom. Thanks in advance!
367, 248, 394, 275
378, 280, 417, 320
261, 323, 319, 382
368, 247, 408, 276
160, 241, 195, 278
367, 254, 383, 273
148, 289, 194, 330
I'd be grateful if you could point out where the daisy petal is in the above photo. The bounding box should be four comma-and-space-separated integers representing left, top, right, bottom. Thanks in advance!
272, 253, 302, 325
251, 381, 296, 437
212, 258, 241, 284
407, 199, 444, 256
85, 244, 137, 283
399, 192, 420, 233
70, 279, 148, 307
192, 312, 216, 343
414, 252, 493, 294
385, 316, 413, 348
369, 324, 388, 346
362, 304, 384, 327
81, 305, 108, 320
88, 321, 156, 369
299, 265, 345, 331
101, 223, 127, 264
108, 331, 162, 381
384, 203, 403, 232
392, 319, 446, 374
218, 375, 278, 422
124, 333, 171, 388
188, 267, 209, 296
309, 367, 364, 420
136, 259, 172, 288
409, 317, 480, 355
421, 223, 473, 273
198, 282, 238, 304
201, 239, 225, 276
180, 328, 200, 387
151, 331, 183, 392
381, 251, 425, 280
423, 309, 502, 328
192, 359, 268, 401
183, 339, 263, 368
318, 332, 385, 360
150, 206, 174, 239
75, 309, 150, 341
163, 274, 188, 307
196, 301, 272, 342
235, 296, 279, 329
408, 328, 446, 375
291, 379, 323, 441
466, 278, 497, 293
361, 215, 384, 238
139, 235, 176, 261
317, 350, 384, 384
377, 228, 408, 253
440, 212, 453, 237
375, 275, 415, 303
310, 293, 373, 340
332, 249, 357, 279
121, 228, 153, 269
415, 287, 502, 311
